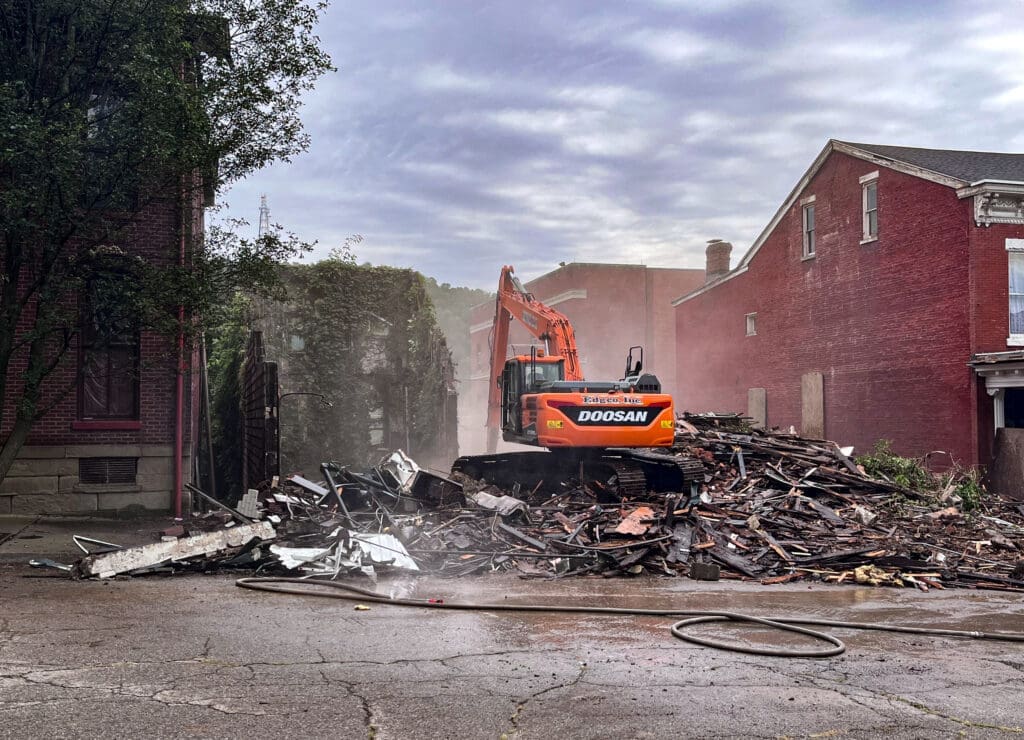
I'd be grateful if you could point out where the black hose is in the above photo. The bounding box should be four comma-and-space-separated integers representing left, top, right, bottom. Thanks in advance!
235, 577, 1024, 658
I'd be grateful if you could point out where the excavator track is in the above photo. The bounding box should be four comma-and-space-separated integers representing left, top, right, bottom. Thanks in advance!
452, 449, 706, 499
602, 460, 647, 498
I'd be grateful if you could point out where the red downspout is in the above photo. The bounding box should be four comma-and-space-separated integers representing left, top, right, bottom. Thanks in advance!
173, 176, 186, 518
173, 55, 188, 519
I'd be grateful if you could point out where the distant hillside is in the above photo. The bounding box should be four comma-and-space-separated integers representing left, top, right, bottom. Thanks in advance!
423, 277, 492, 379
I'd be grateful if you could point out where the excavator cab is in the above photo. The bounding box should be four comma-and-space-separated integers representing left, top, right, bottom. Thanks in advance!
624, 345, 643, 379
622, 345, 662, 393
500, 353, 565, 434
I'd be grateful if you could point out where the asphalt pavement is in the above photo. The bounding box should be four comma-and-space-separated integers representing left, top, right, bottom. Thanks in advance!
1, 517, 1023, 739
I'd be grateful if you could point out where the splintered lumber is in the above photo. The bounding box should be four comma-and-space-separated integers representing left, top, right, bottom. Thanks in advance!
496, 520, 548, 550
70, 416, 1024, 588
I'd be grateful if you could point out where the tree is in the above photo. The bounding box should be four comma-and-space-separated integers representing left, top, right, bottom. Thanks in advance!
422, 277, 492, 376
0, 0, 332, 481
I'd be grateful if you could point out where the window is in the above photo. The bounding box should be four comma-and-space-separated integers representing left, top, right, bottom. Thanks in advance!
83, 94, 138, 211
1008, 241, 1024, 343
745, 312, 757, 336
861, 175, 878, 241
802, 203, 816, 258
80, 322, 139, 419
78, 266, 140, 420
86, 94, 122, 140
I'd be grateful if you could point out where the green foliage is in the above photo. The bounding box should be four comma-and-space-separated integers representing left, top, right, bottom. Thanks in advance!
422, 277, 492, 377
858, 439, 986, 512
327, 235, 362, 264
0, 0, 332, 478
206, 294, 250, 501
857, 440, 936, 491
254, 261, 457, 474
946, 469, 983, 512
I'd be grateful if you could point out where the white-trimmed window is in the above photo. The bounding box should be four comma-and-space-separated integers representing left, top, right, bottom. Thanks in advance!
745, 312, 757, 337
860, 172, 879, 242
1008, 239, 1024, 344
802, 202, 816, 258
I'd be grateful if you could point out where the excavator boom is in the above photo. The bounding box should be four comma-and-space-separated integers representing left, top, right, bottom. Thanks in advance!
486, 265, 583, 437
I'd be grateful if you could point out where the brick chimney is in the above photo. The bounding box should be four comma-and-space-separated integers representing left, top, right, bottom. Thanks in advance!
705, 239, 732, 283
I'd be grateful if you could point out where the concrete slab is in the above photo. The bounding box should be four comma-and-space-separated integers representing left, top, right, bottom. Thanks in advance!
137, 456, 173, 477
6, 458, 78, 477
96, 490, 170, 512
64, 445, 143, 458
0, 475, 58, 494
76, 521, 275, 577
14, 445, 68, 459
11, 492, 97, 516
136, 474, 174, 492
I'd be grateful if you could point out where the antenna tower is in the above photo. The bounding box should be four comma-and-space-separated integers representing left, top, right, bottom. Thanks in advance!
258, 194, 270, 237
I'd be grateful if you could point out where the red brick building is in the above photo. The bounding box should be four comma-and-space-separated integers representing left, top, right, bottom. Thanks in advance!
464, 263, 704, 453
1, 196, 201, 515
673, 140, 1024, 481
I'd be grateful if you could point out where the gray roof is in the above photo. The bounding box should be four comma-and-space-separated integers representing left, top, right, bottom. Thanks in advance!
841, 141, 1024, 184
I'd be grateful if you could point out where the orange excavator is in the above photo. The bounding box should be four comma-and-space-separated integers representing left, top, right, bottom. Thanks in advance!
452, 265, 703, 497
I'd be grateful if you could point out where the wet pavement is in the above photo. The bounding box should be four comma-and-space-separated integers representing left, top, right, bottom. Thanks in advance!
1, 558, 1023, 739
0, 516, 174, 564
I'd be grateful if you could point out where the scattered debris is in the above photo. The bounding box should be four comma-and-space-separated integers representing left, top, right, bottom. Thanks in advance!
75, 521, 276, 578
50, 423, 1024, 590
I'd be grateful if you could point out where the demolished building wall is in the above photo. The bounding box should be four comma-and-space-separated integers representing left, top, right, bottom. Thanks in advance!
251, 261, 458, 477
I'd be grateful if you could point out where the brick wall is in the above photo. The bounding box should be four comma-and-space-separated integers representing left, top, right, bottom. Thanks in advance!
675, 151, 983, 464
1, 195, 199, 514
967, 220, 1024, 462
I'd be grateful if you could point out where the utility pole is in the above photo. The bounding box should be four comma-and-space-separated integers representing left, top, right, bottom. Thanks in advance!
258, 194, 270, 237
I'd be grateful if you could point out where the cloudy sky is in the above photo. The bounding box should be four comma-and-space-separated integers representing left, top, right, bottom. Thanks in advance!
223, 1, 1024, 289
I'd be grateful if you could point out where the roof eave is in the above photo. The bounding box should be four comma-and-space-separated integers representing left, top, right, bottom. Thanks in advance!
670, 139, 836, 305
957, 180, 1024, 199
832, 141, 967, 189
671, 265, 750, 306
671, 139, 976, 307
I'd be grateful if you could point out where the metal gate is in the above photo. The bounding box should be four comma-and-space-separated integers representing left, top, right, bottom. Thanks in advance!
240, 331, 279, 492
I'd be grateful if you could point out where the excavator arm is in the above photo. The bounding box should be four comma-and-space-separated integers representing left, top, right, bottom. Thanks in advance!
486, 265, 583, 439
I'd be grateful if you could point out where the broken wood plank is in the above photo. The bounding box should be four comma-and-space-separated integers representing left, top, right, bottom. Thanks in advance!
496, 520, 548, 551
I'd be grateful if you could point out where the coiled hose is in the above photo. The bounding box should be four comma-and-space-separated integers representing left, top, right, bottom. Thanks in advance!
235, 577, 1024, 659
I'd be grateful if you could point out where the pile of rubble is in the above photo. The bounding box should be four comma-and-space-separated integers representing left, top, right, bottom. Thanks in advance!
669, 415, 1024, 589
57, 416, 1024, 590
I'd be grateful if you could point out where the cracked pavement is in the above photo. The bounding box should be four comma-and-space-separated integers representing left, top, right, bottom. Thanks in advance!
0, 565, 1022, 739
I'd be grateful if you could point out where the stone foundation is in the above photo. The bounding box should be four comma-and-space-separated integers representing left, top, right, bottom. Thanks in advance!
0, 445, 189, 515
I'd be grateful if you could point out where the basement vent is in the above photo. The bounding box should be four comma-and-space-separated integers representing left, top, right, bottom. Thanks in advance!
78, 457, 138, 485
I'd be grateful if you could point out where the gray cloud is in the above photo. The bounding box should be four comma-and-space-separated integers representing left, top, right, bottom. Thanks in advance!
223, 0, 1024, 288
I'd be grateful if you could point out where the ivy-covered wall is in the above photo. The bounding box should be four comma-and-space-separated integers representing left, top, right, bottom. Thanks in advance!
252, 260, 458, 476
